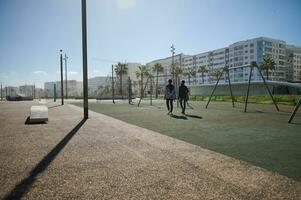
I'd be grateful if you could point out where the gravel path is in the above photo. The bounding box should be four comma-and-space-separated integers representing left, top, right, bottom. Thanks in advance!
0, 101, 300, 199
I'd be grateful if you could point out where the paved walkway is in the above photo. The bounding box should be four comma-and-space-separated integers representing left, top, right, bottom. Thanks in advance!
0, 101, 300, 199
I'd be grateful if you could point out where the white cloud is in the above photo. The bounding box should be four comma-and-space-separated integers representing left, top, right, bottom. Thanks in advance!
33, 70, 47, 75
116, 0, 136, 10
68, 71, 78, 75
56, 71, 78, 75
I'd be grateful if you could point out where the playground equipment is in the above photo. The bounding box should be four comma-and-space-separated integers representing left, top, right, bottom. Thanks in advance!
244, 61, 279, 112
205, 66, 235, 109
205, 62, 279, 113
288, 97, 301, 123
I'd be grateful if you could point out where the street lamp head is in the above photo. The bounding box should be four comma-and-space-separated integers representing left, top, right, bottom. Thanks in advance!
60, 49, 62, 53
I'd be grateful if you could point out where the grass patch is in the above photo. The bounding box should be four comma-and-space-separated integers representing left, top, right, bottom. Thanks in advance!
187, 94, 301, 105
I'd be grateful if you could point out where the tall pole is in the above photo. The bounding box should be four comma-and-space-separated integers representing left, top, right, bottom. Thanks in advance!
226, 69, 235, 108
128, 77, 131, 104
244, 66, 253, 112
1, 82, 2, 101
112, 65, 115, 104
33, 83, 35, 99
171, 44, 175, 82
288, 97, 301, 123
64, 54, 68, 99
82, 0, 88, 119
54, 83, 57, 102
205, 69, 224, 109
150, 76, 153, 106
60, 49, 64, 105
257, 66, 279, 111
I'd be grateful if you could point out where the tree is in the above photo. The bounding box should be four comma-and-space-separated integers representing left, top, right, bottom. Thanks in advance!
260, 56, 276, 80
212, 69, 223, 80
114, 62, 128, 98
183, 67, 196, 86
97, 85, 104, 97
152, 63, 164, 98
198, 65, 208, 84
173, 65, 183, 91
136, 65, 150, 98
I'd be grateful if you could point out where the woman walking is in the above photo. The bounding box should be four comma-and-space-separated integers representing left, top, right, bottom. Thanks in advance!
165, 79, 176, 115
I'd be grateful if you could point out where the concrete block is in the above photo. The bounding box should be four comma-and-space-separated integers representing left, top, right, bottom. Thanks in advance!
29, 105, 48, 123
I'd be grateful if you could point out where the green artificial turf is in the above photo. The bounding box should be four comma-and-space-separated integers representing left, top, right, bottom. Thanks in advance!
72, 100, 301, 181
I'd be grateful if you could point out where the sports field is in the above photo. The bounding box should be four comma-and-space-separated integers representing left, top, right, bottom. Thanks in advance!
72, 99, 301, 181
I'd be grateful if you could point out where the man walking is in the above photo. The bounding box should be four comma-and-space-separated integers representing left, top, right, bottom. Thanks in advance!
165, 79, 176, 115
178, 80, 189, 114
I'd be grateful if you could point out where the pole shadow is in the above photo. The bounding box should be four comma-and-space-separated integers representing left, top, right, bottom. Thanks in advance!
185, 114, 203, 119
48, 104, 62, 109
3, 118, 87, 200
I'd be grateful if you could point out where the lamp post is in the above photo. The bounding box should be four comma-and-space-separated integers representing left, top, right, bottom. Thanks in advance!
1, 82, 2, 101
112, 64, 115, 104
82, 0, 88, 119
64, 54, 68, 99
60, 49, 64, 105
171, 44, 175, 82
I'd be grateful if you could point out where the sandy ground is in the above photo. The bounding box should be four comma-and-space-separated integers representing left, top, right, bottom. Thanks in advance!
0, 101, 301, 200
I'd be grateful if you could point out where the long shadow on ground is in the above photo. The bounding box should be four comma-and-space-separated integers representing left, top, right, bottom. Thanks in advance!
3, 118, 87, 200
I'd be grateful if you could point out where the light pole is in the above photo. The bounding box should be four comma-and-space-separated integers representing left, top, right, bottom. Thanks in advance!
82, 0, 88, 119
33, 83, 35, 99
1, 82, 2, 101
171, 44, 175, 82
112, 64, 115, 104
60, 49, 64, 105
64, 54, 68, 99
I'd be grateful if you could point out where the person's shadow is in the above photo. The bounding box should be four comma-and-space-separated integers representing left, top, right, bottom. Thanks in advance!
170, 114, 188, 120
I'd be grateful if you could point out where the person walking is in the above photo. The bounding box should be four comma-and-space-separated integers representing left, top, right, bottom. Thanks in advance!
165, 79, 176, 115
178, 80, 189, 114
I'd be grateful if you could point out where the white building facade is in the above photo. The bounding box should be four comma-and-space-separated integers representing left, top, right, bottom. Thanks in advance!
146, 37, 301, 86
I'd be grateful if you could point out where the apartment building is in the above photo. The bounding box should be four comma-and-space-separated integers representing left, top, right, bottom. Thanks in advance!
88, 76, 109, 96
287, 45, 301, 81
44, 80, 81, 98
146, 37, 301, 86
146, 53, 186, 83
19, 85, 35, 97
3, 86, 18, 97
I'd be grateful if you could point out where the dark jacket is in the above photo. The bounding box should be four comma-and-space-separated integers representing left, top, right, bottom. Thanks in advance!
165, 84, 176, 100
178, 85, 189, 100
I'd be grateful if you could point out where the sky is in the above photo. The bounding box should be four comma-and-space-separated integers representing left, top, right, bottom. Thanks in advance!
0, 0, 301, 88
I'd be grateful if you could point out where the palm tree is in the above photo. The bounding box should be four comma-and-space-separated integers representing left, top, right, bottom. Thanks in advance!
173, 65, 183, 90
260, 56, 276, 80
183, 67, 196, 86
97, 85, 104, 97
198, 65, 208, 84
136, 65, 150, 98
114, 62, 128, 98
152, 63, 164, 98
212, 69, 223, 80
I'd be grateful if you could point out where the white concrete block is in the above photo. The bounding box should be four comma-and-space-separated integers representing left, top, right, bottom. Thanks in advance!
30, 105, 48, 123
